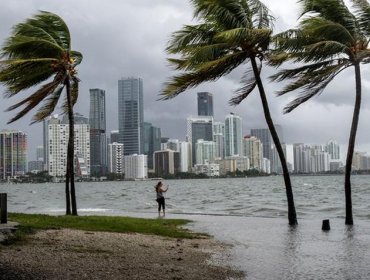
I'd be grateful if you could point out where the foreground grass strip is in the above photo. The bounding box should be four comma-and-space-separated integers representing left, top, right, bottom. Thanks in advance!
8, 213, 198, 239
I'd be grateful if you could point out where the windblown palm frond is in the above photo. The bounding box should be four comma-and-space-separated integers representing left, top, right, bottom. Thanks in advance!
229, 65, 261, 105
0, 11, 82, 124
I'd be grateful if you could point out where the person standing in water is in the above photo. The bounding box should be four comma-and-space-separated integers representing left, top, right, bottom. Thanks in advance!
155, 181, 168, 216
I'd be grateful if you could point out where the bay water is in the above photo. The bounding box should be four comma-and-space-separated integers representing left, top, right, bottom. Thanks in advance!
1, 175, 370, 279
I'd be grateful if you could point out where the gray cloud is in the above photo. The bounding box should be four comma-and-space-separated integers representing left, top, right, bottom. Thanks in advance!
1, 0, 370, 161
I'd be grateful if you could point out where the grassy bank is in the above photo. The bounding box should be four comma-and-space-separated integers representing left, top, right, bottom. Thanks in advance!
3, 213, 200, 245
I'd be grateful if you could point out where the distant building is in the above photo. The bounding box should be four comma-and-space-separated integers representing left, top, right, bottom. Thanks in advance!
197, 92, 213, 117
195, 139, 216, 164
243, 136, 263, 171
187, 116, 213, 165
213, 122, 225, 159
36, 145, 44, 162
194, 163, 220, 177
48, 115, 90, 177
124, 154, 147, 180
224, 113, 242, 157
107, 142, 124, 174
28, 160, 44, 173
89, 88, 107, 176
154, 150, 180, 176
143, 123, 161, 170
0, 130, 27, 179
118, 77, 144, 155
179, 141, 192, 172
325, 139, 340, 160
110, 130, 120, 144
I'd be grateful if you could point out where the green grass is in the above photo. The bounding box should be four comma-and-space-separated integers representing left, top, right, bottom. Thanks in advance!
7, 213, 200, 242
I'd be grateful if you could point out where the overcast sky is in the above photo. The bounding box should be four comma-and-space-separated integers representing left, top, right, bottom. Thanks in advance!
1, 0, 370, 161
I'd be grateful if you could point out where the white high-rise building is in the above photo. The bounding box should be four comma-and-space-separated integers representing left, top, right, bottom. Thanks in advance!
195, 139, 216, 164
325, 139, 340, 160
179, 141, 192, 172
107, 142, 124, 174
124, 154, 147, 179
224, 113, 242, 157
213, 122, 225, 159
48, 115, 90, 177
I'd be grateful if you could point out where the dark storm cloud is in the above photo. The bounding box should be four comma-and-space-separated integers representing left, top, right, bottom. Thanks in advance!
1, 0, 370, 160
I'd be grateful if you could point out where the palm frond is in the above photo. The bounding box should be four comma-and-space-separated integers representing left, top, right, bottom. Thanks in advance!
229, 64, 260, 105
215, 27, 271, 49
351, 0, 370, 37
1, 35, 65, 59
162, 52, 246, 99
23, 11, 71, 50
6, 74, 64, 124
166, 24, 217, 54
248, 0, 274, 29
31, 85, 64, 123
191, 0, 251, 29
62, 76, 80, 114
0, 60, 56, 95
299, 0, 357, 35
274, 61, 349, 113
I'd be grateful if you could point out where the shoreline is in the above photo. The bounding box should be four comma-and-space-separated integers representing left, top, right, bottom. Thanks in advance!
0, 228, 244, 280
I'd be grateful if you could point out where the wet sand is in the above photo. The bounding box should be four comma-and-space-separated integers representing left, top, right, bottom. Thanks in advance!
0, 229, 243, 280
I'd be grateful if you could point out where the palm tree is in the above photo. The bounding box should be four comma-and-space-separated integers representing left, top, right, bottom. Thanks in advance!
161, 0, 298, 225
0, 11, 82, 215
271, 0, 370, 225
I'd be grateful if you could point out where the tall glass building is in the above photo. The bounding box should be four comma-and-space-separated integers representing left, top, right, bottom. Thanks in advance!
118, 77, 144, 155
89, 88, 107, 176
197, 92, 213, 117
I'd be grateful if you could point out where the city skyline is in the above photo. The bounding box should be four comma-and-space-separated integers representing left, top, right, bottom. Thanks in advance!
1, 0, 370, 159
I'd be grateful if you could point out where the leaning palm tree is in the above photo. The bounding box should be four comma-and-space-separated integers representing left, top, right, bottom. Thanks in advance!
161, 0, 298, 225
271, 0, 370, 225
0, 11, 82, 215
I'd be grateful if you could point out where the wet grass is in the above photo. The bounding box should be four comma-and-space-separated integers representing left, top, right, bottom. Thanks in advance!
4, 213, 200, 246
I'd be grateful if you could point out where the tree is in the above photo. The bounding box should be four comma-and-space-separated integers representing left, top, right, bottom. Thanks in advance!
0, 11, 82, 215
271, 0, 370, 225
162, 0, 297, 225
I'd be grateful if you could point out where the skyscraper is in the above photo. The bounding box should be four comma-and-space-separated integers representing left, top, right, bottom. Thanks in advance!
325, 139, 340, 160
143, 122, 161, 169
250, 126, 284, 164
186, 116, 213, 165
118, 77, 144, 155
89, 88, 107, 176
197, 92, 213, 116
224, 113, 242, 157
0, 130, 27, 179
243, 136, 263, 170
250, 128, 272, 161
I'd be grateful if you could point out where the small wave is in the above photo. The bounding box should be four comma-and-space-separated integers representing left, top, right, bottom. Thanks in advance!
78, 208, 113, 212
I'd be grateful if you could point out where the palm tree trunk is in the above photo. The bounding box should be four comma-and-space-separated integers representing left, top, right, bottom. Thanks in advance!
65, 154, 71, 215
344, 63, 362, 225
65, 77, 78, 216
250, 56, 297, 225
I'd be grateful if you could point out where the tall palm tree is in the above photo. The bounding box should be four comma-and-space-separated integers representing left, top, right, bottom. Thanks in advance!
0, 11, 82, 215
162, 0, 298, 225
271, 0, 370, 225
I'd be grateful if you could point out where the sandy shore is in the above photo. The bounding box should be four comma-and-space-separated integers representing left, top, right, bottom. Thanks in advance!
0, 229, 243, 280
